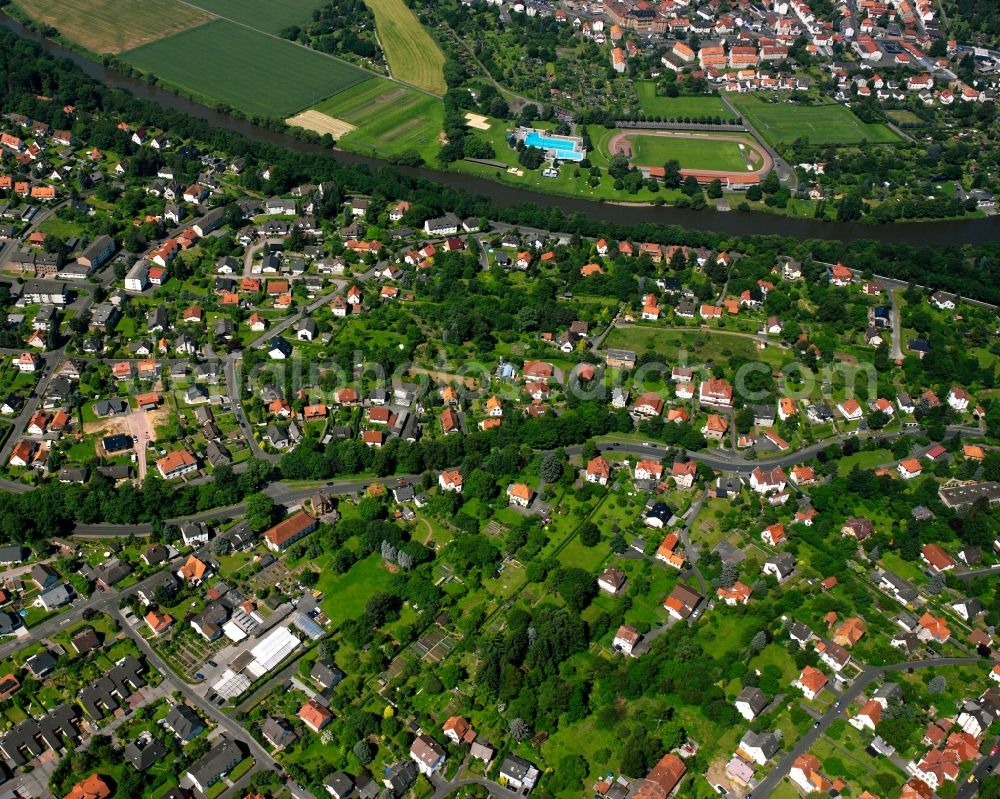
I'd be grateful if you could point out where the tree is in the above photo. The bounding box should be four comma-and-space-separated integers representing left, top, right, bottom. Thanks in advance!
300, 569, 319, 587
718, 562, 739, 588
540, 451, 563, 482
927, 675, 947, 694
927, 573, 945, 595
579, 522, 600, 547
244, 493, 275, 532
352, 739, 374, 764
557, 567, 597, 612
662, 159, 682, 189
750, 630, 768, 653
509, 717, 531, 741
210, 535, 231, 556
380, 540, 398, 563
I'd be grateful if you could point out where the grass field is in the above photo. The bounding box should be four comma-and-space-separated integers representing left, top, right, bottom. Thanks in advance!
729, 94, 901, 146
123, 20, 369, 117
312, 78, 444, 161
604, 325, 789, 368
635, 82, 728, 119
13, 0, 212, 54
626, 133, 750, 172
318, 553, 394, 624
182, 0, 322, 33
363, 0, 446, 95
886, 109, 925, 126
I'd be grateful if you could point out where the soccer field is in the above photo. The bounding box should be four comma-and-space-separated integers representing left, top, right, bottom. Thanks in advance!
12, 0, 212, 54
182, 0, 323, 34
122, 20, 369, 117
363, 0, 446, 95
634, 82, 729, 119
313, 78, 444, 161
629, 134, 750, 172
729, 94, 901, 146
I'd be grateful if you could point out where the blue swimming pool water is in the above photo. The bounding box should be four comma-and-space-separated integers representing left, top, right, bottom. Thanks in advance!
523, 130, 584, 160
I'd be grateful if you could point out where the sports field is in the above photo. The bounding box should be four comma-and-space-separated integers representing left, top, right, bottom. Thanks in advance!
363, 0, 446, 95
182, 0, 323, 34
628, 134, 751, 172
311, 77, 444, 160
729, 94, 901, 146
635, 81, 728, 119
13, 0, 212, 54
122, 20, 369, 117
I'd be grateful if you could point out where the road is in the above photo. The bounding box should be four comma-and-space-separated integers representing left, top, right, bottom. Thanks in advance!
430, 771, 521, 799
954, 564, 1000, 581
69, 472, 423, 537
889, 288, 904, 361
753, 657, 979, 799
565, 427, 924, 475
247, 281, 345, 349
957, 746, 1000, 799
224, 356, 275, 464
676, 488, 708, 594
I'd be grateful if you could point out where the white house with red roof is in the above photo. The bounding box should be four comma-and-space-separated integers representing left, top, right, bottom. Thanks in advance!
947, 387, 971, 412
586, 456, 611, 485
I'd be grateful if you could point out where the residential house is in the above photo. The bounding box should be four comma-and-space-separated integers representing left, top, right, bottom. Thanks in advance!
612, 624, 641, 656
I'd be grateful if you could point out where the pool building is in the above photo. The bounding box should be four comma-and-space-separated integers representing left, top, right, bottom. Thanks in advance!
513, 127, 586, 162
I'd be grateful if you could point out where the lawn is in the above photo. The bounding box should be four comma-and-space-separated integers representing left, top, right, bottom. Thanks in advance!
836, 448, 892, 477
604, 325, 789, 368
122, 20, 370, 117
363, 0, 446, 94
886, 109, 925, 126
317, 552, 395, 624
728, 94, 901, 146
634, 82, 728, 119
12, 0, 212, 54
314, 78, 445, 162
625, 133, 751, 172
559, 536, 611, 572
181, 0, 321, 33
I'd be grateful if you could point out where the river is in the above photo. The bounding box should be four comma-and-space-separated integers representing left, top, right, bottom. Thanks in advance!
4, 12, 1000, 246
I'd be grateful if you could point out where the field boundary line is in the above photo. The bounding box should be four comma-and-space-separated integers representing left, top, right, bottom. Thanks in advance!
171, 0, 439, 106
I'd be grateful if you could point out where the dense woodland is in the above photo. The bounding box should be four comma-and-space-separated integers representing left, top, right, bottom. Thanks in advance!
279, 0, 385, 69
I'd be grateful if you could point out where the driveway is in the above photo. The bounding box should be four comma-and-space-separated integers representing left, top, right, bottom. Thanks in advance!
126, 410, 156, 479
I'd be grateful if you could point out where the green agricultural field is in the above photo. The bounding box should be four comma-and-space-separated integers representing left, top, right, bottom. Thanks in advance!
182, 0, 322, 33
729, 94, 901, 146
626, 133, 751, 172
363, 0, 446, 94
13, 0, 212, 54
122, 20, 369, 117
314, 78, 444, 162
635, 82, 728, 119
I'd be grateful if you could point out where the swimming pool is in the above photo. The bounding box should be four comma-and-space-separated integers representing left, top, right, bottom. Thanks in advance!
523, 130, 584, 161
